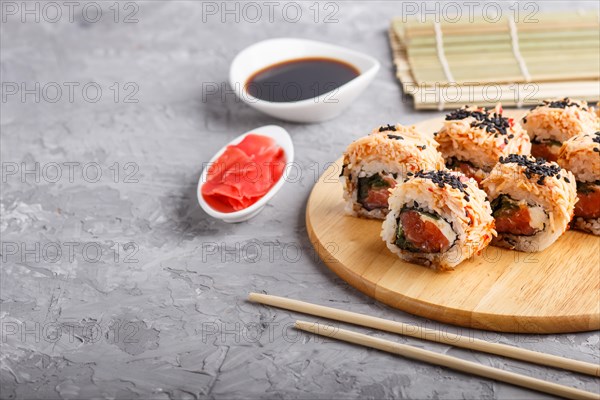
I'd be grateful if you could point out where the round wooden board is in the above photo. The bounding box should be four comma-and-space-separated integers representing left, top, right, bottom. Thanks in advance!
306, 111, 600, 333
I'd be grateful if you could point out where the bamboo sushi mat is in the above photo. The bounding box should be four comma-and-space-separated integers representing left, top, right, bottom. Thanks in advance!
389, 12, 600, 110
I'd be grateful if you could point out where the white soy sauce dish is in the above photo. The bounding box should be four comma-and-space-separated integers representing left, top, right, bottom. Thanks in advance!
230, 38, 380, 123
198, 125, 294, 223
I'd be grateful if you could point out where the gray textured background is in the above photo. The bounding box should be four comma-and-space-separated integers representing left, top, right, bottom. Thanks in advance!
1, 1, 599, 399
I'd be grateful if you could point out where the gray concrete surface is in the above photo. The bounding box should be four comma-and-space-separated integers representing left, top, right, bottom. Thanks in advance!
1, 1, 599, 399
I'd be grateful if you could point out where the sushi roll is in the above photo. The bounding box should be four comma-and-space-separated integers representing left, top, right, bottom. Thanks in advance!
557, 131, 600, 235
522, 98, 599, 162
435, 104, 531, 184
481, 154, 577, 252
381, 170, 495, 271
340, 124, 444, 219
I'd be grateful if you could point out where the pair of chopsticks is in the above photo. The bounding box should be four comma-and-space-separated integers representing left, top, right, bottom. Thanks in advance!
248, 293, 600, 400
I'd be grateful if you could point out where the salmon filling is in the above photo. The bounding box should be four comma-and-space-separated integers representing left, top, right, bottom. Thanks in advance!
491, 195, 548, 236
446, 158, 487, 184
531, 139, 562, 162
357, 173, 396, 211
575, 182, 600, 219
396, 209, 456, 253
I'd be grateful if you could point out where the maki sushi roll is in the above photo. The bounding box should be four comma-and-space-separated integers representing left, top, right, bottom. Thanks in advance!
481, 154, 577, 252
522, 98, 599, 162
340, 124, 444, 219
557, 131, 600, 235
435, 104, 531, 184
381, 170, 495, 271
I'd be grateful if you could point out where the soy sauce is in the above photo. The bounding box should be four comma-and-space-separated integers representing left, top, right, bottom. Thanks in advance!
245, 57, 360, 103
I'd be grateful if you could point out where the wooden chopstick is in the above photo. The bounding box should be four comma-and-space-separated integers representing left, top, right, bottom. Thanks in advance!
295, 321, 600, 400
248, 293, 599, 377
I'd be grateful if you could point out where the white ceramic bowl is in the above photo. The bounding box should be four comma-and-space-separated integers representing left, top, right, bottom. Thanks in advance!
198, 125, 294, 223
230, 38, 380, 123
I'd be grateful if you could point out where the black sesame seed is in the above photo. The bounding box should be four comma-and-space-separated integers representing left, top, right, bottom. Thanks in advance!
564, 177, 570, 183
387, 134, 404, 140
500, 154, 562, 184
508, 134, 514, 139
504, 138, 509, 144
594, 148, 599, 153
471, 111, 511, 136
379, 124, 397, 132
546, 98, 579, 109
446, 106, 489, 121
414, 170, 472, 199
